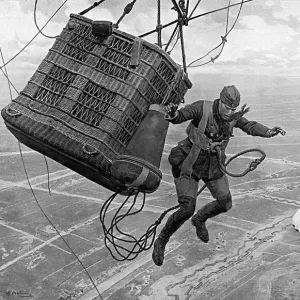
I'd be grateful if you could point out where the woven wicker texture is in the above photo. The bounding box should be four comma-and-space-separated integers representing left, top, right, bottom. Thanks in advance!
3, 13, 191, 178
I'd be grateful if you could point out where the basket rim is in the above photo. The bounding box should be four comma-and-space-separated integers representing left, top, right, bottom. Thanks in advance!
68, 13, 183, 71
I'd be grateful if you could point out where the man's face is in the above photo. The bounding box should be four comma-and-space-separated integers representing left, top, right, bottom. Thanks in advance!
219, 101, 237, 120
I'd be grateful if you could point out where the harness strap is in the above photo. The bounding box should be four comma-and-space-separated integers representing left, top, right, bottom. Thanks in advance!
181, 101, 212, 176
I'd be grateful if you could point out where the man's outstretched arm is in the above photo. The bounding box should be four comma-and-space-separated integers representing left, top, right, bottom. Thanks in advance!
235, 117, 286, 137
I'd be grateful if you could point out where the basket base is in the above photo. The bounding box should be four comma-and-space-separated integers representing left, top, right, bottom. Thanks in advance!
4, 122, 135, 196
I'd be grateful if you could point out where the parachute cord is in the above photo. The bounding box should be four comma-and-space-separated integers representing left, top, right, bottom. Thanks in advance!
17, 143, 103, 300
157, 0, 162, 48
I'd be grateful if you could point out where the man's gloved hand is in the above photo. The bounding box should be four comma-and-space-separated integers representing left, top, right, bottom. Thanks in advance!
163, 103, 178, 118
207, 140, 227, 153
227, 104, 250, 121
207, 141, 223, 153
266, 126, 286, 137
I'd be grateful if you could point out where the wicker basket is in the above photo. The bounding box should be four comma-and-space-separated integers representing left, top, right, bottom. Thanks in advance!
1, 14, 192, 194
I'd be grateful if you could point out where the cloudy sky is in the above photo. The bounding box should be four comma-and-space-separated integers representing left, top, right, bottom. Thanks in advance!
0, 0, 300, 102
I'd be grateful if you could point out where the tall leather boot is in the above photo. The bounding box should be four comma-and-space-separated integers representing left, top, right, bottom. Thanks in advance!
191, 192, 232, 243
152, 176, 198, 266
191, 200, 222, 243
152, 197, 195, 266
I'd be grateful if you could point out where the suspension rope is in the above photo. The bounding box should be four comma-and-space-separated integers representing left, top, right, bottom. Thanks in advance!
188, 0, 245, 68
138, 0, 251, 71
166, 26, 181, 54
178, 20, 187, 73
167, 0, 188, 72
157, 0, 162, 48
185, 0, 190, 17
187, 0, 232, 67
188, 0, 202, 18
43, 156, 52, 196
164, 24, 179, 52
0, 0, 67, 70
139, 0, 252, 38
116, 0, 137, 28
34, 0, 61, 39
79, 0, 107, 16
18, 143, 103, 299
0, 48, 13, 100
1, 43, 102, 297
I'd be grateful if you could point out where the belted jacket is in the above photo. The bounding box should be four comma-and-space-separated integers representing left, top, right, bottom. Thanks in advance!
166, 99, 270, 180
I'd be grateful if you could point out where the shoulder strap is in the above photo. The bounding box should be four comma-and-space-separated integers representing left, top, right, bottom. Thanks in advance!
181, 101, 213, 178
197, 101, 212, 133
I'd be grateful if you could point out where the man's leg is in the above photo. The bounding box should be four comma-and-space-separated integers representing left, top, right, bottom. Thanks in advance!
152, 175, 198, 266
191, 175, 232, 243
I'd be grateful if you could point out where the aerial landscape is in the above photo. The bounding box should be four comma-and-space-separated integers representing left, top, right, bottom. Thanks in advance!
1, 1, 300, 300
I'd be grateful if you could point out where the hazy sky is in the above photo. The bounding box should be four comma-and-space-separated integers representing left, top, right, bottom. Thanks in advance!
0, 0, 300, 101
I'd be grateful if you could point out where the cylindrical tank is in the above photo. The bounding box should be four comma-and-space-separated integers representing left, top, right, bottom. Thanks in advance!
111, 104, 168, 193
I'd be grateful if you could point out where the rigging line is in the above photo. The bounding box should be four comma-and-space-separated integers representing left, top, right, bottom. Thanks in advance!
188, 0, 202, 19
187, 0, 231, 67
116, 0, 137, 28
0, 48, 13, 100
139, 0, 252, 38
17, 143, 103, 300
43, 156, 52, 196
178, 21, 187, 73
169, 29, 181, 53
224, 0, 231, 35
0, 0, 67, 70
164, 24, 179, 52
185, 0, 190, 16
34, 0, 64, 39
0, 67, 19, 95
185, 0, 190, 17
188, 0, 250, 22
188, 0, 244, 68
157, 0, 162, 48
79, 0, 107, 16
225, 0, 244, 36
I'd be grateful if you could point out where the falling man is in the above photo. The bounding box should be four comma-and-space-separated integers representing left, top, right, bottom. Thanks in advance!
152, 85, 286, 266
